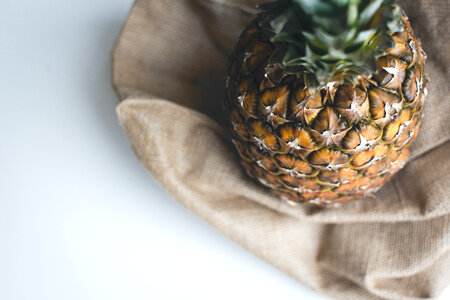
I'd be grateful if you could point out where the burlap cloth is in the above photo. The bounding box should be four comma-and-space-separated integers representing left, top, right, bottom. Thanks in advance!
112, 1, 450, 299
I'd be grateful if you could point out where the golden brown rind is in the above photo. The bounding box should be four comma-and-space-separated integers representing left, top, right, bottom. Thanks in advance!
225, 16, 426, 207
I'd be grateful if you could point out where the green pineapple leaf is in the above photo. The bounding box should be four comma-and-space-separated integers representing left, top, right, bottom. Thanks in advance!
259, 0, 403, 89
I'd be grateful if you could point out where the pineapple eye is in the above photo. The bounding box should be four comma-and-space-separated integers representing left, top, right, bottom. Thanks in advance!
226, 0, 425, 205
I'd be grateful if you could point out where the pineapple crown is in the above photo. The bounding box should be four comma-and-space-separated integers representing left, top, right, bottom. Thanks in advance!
258, 0, 403, 89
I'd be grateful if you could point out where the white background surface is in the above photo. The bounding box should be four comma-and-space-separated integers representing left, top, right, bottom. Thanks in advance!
0, 1, 448, 300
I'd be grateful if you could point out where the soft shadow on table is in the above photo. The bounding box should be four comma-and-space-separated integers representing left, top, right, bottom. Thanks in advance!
80, 16, 185, 212
82, 15, 333, 299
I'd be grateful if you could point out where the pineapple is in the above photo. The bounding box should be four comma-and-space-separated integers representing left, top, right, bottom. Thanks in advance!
224, 0, 427, 206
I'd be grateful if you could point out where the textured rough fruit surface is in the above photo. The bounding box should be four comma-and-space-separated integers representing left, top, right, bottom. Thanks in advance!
224, 14, 427, 206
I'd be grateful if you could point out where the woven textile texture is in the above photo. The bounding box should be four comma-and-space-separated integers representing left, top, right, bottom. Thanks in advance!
113, 1, 450, 299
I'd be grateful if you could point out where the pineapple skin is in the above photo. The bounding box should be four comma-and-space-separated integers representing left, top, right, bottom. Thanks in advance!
224, 14, 427, 207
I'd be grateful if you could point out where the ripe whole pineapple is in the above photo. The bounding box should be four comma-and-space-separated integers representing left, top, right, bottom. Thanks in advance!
224, 0, 427, 206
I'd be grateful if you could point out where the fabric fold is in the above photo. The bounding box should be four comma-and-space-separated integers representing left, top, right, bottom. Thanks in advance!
113, 1, 450, 299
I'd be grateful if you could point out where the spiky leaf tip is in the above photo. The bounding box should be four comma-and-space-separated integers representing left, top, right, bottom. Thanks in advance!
258, 0, 403, 89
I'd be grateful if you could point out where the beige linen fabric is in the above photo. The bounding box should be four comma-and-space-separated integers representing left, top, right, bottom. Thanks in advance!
112, 1, 450, 299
